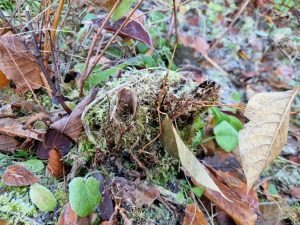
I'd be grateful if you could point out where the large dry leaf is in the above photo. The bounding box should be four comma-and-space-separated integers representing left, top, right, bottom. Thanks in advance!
2, 164, 39, 186
182, 204, 209, 225
0, 118, 43, 141
50, 88, 98, 140
0, 32, 43, 93
238, 90, 298, 192
162, 117, 228, 199
0, 134, 19, 153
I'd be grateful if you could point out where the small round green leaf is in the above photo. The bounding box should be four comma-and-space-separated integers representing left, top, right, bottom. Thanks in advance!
214, 121, 238, 152
69, 177, 102, 217
30, 183, 57, 211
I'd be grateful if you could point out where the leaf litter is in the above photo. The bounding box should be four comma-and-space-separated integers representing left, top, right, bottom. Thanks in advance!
0, 0, 299, 224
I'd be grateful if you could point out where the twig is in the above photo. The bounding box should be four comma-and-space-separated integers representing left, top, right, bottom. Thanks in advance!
79, 0, 145, 97
210, 0, 251, 50
44, 0, 65, 63
25, 11, 71, 114
80, 0, 121, 89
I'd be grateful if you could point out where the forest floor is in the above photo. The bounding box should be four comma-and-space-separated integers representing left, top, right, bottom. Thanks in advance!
0, 0, 299, 224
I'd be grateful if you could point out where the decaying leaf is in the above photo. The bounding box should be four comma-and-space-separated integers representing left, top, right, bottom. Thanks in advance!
2, 164, 39, 186
92, 173, 114, 220
0, 104, 14, 118
202, 153, 259, 225
47, 148, 64, 178
238, 89, 299, 192
0, 70, 9, 89
37, 129, 72, 159
180, 34, 209, 54
202, 176, 257, 225
182, 204, 209, 225
162, 117, 227, 199
50, 88, 98, 140
0, 32, 43, 93
0, 117, 43, 141
112, 177, 160, 208
0, 134, 19, 153
94, 17, 153, 47
58, 203, 78, 225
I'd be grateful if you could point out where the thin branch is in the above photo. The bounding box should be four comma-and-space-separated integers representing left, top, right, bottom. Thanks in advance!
25, 11, 71, 114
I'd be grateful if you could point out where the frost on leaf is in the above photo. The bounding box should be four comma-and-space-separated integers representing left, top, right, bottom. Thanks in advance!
238, 90, 298, 192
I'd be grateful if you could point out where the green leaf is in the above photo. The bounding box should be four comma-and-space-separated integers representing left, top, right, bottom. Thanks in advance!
192, 187, 204, 198
30, 183, 57, 212
175, 191, 185, 204
211, 107, 243, 131
192, 131, 203, 148
69, 177, 102, 217
18, 159, 44, 173
111, 0, 136, 22
214, 121, 238, 152
268, 183, 279, 196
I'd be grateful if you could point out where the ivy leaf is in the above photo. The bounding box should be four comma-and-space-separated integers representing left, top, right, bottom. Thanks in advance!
69, 177, 102, 217
211, 107, 243, 131
111, 0, 136, 22
214, 121, 238, 152
30, 183, 57, 212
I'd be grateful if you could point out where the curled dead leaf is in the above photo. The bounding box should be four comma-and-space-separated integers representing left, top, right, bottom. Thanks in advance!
50, 88, 98, 140
2, 164, 39, 186
112, 87, 138, 123
182, 204, 209, 225
37, 129, 72, 159
238, 89, 299, 192
47, 148, 64, 178
0, 32, 43, 93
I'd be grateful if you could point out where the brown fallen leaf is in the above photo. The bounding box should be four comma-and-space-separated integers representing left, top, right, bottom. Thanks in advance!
0, 32, 43, 93
291, 186, 300, 199
58, 203, 78, 225
37, 129, 72, 159
0, 134, 19, 153
91, 0, 117, 10
2, 164, 39, 186
200, 176, 257, 225
182, 204, 209, 225
0, 117, 43, 141
0, 220, 8, 225
92, 173, 114, 220
112, 177, 160, 208
0, 70, 9, 89
47, 148, 64, 178
180, 34, 209, 54
238, 89, 299, 192
50, 88, 98, 140
204, 153, 260, 213
93, 17, 153, 47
